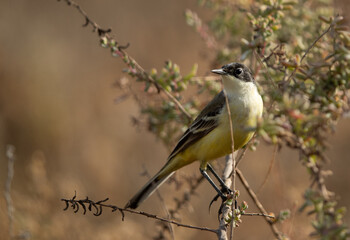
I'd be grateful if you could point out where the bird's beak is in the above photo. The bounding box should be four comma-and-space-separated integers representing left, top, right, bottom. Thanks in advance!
211, 68, 227, 75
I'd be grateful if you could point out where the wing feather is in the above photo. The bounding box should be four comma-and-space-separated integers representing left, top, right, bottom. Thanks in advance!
167, 91, 225, 161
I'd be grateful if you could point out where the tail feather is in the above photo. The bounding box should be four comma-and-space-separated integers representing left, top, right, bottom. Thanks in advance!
125, 171, 174, 209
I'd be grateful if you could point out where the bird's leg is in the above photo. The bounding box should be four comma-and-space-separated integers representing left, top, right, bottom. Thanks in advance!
200, 168, 227, 200
207, 163, 232, 195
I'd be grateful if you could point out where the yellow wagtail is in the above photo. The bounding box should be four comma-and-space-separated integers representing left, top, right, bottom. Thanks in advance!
125, 62, 263, 209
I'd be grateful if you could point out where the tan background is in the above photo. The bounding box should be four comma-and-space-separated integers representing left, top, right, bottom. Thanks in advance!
0, 0, 349, 239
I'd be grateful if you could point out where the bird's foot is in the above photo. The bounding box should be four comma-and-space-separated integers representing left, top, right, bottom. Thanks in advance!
208, 187, 234, 212
221, 185, 233, 196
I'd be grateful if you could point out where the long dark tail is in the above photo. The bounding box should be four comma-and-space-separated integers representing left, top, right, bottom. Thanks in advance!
125, 170, 174, 209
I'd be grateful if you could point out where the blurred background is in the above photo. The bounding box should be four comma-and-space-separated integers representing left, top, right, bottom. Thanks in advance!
0, 0, 349, 239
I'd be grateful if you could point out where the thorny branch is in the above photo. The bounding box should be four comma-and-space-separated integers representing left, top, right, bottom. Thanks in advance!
58, 0, 192, 120
61, 193, 275, 235
61, 193, 216, 234
250, 16, 347, 238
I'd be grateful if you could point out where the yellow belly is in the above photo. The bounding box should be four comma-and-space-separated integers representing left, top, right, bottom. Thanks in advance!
161, 118, 256, 176
181, 121, 254, 165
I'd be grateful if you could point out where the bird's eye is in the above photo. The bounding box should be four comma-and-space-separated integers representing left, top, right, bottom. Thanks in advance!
234, 68, 243, 75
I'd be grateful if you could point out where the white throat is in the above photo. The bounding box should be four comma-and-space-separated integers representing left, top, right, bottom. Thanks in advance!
221, 75, 258, 97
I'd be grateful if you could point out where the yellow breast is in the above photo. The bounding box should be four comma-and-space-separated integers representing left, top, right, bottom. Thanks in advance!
178, 86, 263, 169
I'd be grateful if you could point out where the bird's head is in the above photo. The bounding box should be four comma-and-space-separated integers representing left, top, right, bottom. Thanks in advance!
211, 63, 255, 89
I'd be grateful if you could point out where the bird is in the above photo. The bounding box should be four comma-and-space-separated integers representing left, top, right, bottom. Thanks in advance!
125, 62, 263, 209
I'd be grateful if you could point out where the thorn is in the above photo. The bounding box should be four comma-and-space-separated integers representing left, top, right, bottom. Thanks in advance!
119, 42, 130, 50
209, 194, 220, 213
82, 17, 89, 27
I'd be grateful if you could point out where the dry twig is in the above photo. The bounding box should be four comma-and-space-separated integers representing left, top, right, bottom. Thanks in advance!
61, 193, 275, 237
236, 168, 283, 240
61, 193, 218, 234
257, 144, 278, 195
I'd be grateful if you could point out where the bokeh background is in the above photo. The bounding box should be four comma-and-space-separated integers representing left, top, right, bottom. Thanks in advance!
0, 0, 349, 239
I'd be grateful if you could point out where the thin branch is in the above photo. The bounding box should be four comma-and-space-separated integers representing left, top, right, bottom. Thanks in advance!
61, 195, 218, 234
283, 23, 333, 89
253, 49, 278, 89
257, 144, 278, 195
236, 168, 283, 240
235, 136, 252, 167
4, 145, 16, 239
185, 9, 218, 49
122, 209, 218, 234
242, 212, 275, 219
58, 0, 192, 120
300, 25, 333, 64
